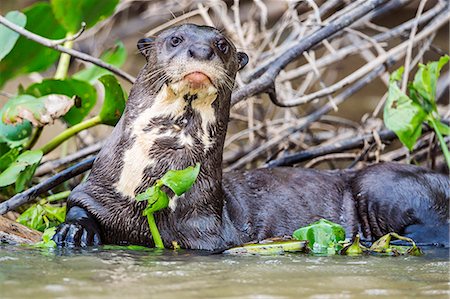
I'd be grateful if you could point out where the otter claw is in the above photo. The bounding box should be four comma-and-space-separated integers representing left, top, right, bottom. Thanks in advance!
52, 206, 102, 247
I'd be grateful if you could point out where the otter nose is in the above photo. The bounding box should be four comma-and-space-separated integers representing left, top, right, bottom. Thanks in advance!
188, 44, 214, 60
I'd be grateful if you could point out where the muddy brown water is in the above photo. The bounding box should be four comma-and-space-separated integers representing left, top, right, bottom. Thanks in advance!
0, 245, 449, 299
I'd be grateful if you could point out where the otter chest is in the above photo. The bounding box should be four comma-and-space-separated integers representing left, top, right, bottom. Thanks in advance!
114, 85, 217, 198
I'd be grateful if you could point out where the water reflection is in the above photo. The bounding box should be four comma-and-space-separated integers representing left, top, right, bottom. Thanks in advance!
0, 245, 448, 299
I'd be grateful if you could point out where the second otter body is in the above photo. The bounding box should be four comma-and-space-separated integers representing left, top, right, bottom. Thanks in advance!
53, 24, 449, 250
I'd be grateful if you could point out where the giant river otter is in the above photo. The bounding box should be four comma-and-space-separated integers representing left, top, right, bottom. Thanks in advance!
53, 24, 449, 250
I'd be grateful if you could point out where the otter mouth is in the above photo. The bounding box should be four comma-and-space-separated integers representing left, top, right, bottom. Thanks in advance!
183, 71, 213, 89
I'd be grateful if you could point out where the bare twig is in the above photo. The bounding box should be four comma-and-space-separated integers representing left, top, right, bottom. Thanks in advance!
231, 0, 389, 106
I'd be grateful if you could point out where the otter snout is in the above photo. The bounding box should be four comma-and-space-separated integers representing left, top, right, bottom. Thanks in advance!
188, 44, 214, 61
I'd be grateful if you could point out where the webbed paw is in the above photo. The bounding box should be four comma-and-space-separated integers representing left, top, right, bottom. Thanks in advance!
52, 206, 102, 247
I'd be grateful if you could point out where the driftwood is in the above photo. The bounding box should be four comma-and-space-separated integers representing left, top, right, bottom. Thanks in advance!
0, 216, 42, 245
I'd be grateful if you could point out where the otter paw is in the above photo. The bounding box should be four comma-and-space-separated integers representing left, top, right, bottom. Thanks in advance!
52, 206, 102, 247
53, 222, 102, 247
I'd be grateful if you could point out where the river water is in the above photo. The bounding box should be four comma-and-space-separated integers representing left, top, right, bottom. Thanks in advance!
0, 245, 448, 299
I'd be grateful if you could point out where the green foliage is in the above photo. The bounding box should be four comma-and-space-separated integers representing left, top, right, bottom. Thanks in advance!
33, 226, 58, 248
340, 234, 366, 255
0, 11, 26, 61
2, 94, 73, 127
292, 219, 345, 254
0, 147, 20, 172
135, 164, 201, 249
17, 203, 65, 232
0, 1, 126, 219
384, 55, 450, 167
0, 150, 42, 192
0, 3, 67, 88
73, 41, 127, 83
0, 120, 32, 146
98, 75, 126, 126
160, 163, 201, 196
136, 185, 170, 216
384, 68, 427, 150
25, 79, 97, 126
51, 0, 119, 33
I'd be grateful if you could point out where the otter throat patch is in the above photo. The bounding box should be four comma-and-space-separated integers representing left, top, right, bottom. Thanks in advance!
115, 83, 218, 198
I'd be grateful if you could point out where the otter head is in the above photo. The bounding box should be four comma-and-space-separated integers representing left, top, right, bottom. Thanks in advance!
136, 24, 248, 106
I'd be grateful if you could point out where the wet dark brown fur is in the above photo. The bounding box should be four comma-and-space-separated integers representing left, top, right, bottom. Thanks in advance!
54, 24, 449, 250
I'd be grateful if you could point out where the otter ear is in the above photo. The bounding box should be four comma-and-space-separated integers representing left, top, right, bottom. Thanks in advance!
237, 52, 249, 71
137, 37, 155, 58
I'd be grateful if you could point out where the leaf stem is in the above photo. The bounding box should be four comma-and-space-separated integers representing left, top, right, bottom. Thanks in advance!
39, 190, 71, 204
39, 115, 102, 155
429, 118, 450, 168
54, 34, 74, 80
147, 213, 164, 249
23, 127, 43, 150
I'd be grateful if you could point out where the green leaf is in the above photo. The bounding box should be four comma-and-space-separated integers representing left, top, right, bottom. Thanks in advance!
17, 203, 65, 232
0, 149, 42, 188
0, 147, 20, 172
0, 3, 67, 88
0, 120, 32, 143
73, 41, 127, 83
33, 226, 57, 248
98, 75, 126, 126
292, 219, 345, 254
2, 94, 74, 127
17, 203, 45, 231
25, 79, 97, 126
137, 185, 170, 215
0, 11, 27, 61
160, 163, 201, 196
384, 69, 427, 151
340, 234, 366, 255
51, 0, 119, 33
15, 161, 39, 192
41, 226, 57, 243
411, 55, 449, 111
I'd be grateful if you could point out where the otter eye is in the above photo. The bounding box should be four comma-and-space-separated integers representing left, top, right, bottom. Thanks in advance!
170, 36, 183, 47
216, 40, 229, 54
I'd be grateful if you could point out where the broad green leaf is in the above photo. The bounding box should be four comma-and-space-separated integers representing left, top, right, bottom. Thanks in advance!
42, 205, 66, 223
411, 55, 449, 111
98, 75, 126, 126
0, 147, 20, 172
15, 161, 39, 192
51, 0, 119, 33
0, 3, 67, 88
2, 94, 74, 127
137, 185, 170, 215
41, 226, 57, 243
0, 11, 27, 61
17, 204, 45, 231
292, 219, 345, 254
160, 163, 201, 196
26, 79, 97, 126
73, 41, 127, 83
17, 203, 65, 232
0, 119, 32, 146
384, 71, 427, 151
0, 149, 42, 188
